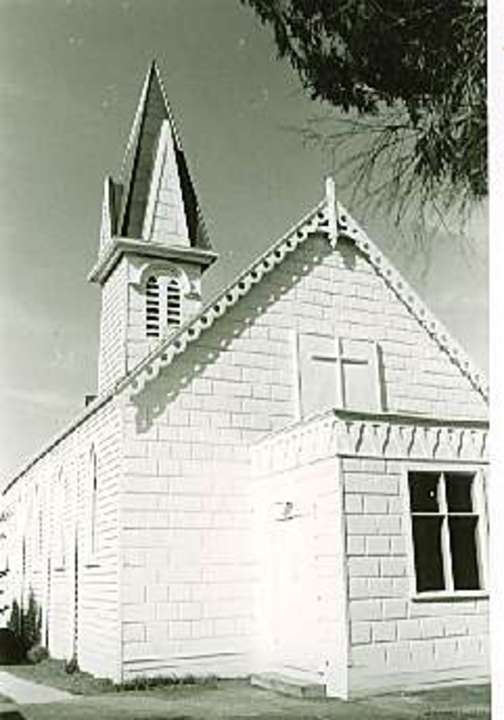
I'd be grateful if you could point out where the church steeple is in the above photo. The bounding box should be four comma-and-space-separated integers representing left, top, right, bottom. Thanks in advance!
89, 62, 218, 393
117, 61, 212, 249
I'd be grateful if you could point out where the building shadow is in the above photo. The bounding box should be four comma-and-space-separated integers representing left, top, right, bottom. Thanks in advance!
131, 232, 339, 433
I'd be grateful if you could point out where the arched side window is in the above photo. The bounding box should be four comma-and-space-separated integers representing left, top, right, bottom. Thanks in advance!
145, 275, 160, 338
54, 468, 68, 570
166, 278, 181, 327
34, 483, 43, 562
89, 446, 98, 559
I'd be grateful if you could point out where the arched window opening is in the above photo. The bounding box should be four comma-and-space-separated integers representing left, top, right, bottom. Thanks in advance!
55, 469, 68, 569
166, 279, 181, 327
145, 276, 160, 338
90, 447, 98, 557
62, 473, 68, 565
35, 483, 43, 559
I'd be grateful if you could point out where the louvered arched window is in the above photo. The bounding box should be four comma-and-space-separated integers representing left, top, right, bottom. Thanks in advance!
166, 278, 181, 327
145, 276, 160, 338
145, 274, 182, 339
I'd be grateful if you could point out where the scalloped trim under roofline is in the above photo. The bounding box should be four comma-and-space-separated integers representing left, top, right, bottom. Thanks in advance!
119, 180, 488, 402
4, 180, 487, 493
336, 203, 488, 400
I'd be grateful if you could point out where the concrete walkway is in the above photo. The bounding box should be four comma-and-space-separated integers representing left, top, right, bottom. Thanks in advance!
0, 671, 74, 705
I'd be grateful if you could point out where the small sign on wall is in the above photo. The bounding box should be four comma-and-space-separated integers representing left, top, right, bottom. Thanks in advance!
273, 501, 303, 522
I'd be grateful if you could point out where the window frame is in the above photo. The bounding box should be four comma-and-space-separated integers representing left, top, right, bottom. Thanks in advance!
403, 462, 489, 602
31, 483, 43, 573
144, 273, 183, 339
166, 277, 182, 327
294, 331, 382, 420
145, 275, 161, 338
85, 445, 100, 568
53, 468, 68, 572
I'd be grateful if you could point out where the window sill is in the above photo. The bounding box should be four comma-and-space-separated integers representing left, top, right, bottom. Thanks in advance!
84, 560, 100, 569
411, 590, 489, 602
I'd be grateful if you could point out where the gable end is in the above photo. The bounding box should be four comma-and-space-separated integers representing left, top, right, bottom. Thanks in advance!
122, 193, 487, 404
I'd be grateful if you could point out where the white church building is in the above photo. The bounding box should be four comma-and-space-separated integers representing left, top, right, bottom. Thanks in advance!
1, 63, 489, 698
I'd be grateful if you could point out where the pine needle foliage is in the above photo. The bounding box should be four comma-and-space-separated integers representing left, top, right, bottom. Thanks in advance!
241, 1, 486, 227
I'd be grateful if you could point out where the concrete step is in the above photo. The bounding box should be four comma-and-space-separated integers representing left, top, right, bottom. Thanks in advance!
250, 671, 326, 699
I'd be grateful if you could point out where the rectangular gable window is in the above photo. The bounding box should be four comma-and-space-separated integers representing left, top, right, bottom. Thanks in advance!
408, 470, 486, 595
297, 333, 381, 418
340, 338, 380, 411
297, 333, 341, 418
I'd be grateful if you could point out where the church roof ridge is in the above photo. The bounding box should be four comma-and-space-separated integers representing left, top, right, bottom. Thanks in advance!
1, 196, 327, 492
119, 195, 329, 396
2, 392, 116, 494
336, 203, 488, 401
119, 187, 488, 403
3, 187, 487, 493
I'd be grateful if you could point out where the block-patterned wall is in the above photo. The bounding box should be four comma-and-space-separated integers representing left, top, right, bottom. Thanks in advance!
98, 258, 127, 394
253, 455, 348, 695
3, 399, 123, 681
343, 456, 489, 695
125, 257, 203, 373
120, 233, 486, 678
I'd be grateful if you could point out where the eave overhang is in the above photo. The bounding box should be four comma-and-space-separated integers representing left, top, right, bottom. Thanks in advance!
87, 237, 218, 285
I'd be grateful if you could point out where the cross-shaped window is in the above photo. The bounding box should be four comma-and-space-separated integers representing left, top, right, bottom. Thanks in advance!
296, 333, 382, 418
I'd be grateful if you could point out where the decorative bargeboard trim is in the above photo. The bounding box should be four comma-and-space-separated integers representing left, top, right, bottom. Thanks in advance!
337, 203, 488, 400
120, 190, 487, 402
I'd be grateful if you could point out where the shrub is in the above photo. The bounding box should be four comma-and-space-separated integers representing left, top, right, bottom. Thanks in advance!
7, 599, 21, 640
26, 644, 49, 664
22, 591, 41, 653
0, 628, 24, 664
64, 656, 79, 674
7, 590, 42, 656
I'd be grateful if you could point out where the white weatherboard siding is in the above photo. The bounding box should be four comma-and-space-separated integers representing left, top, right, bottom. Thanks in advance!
252, 454, 348, 697
3, 400, 123, 681
98, 258, 128, 394
251, 410, 488, 698
1, 227, 489, 690
2, 61, 488, 696
118, 232, 486, 684
125, 256, 204, 374
344, 456, 489, 696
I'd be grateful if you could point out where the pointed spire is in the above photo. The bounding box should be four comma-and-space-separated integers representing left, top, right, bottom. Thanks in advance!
117, 61, 211, 250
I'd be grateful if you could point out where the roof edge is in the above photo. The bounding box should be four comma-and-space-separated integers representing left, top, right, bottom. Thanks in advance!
2, 391, 116, 496
5, 185, 488, 494
118, 192, 488, 403
118, 197, 330, 397
88, 237, 218, 285
336, 203, 488, 401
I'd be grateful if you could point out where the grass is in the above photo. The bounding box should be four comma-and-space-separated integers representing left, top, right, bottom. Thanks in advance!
0, 658, 115, 696
117, 673, 219, 693
14, 681, 493, 720
1, 659, 221, 697
0, 662, 491, 720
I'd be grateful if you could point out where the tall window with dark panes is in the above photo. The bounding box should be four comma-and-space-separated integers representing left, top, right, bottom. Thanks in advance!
408, 471, 485, 594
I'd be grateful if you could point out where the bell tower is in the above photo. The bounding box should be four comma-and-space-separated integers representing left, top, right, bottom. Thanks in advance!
88, 62, 218, 393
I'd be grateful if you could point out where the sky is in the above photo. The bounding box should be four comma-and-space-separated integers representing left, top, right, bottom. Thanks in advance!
0, 0, 488, 480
